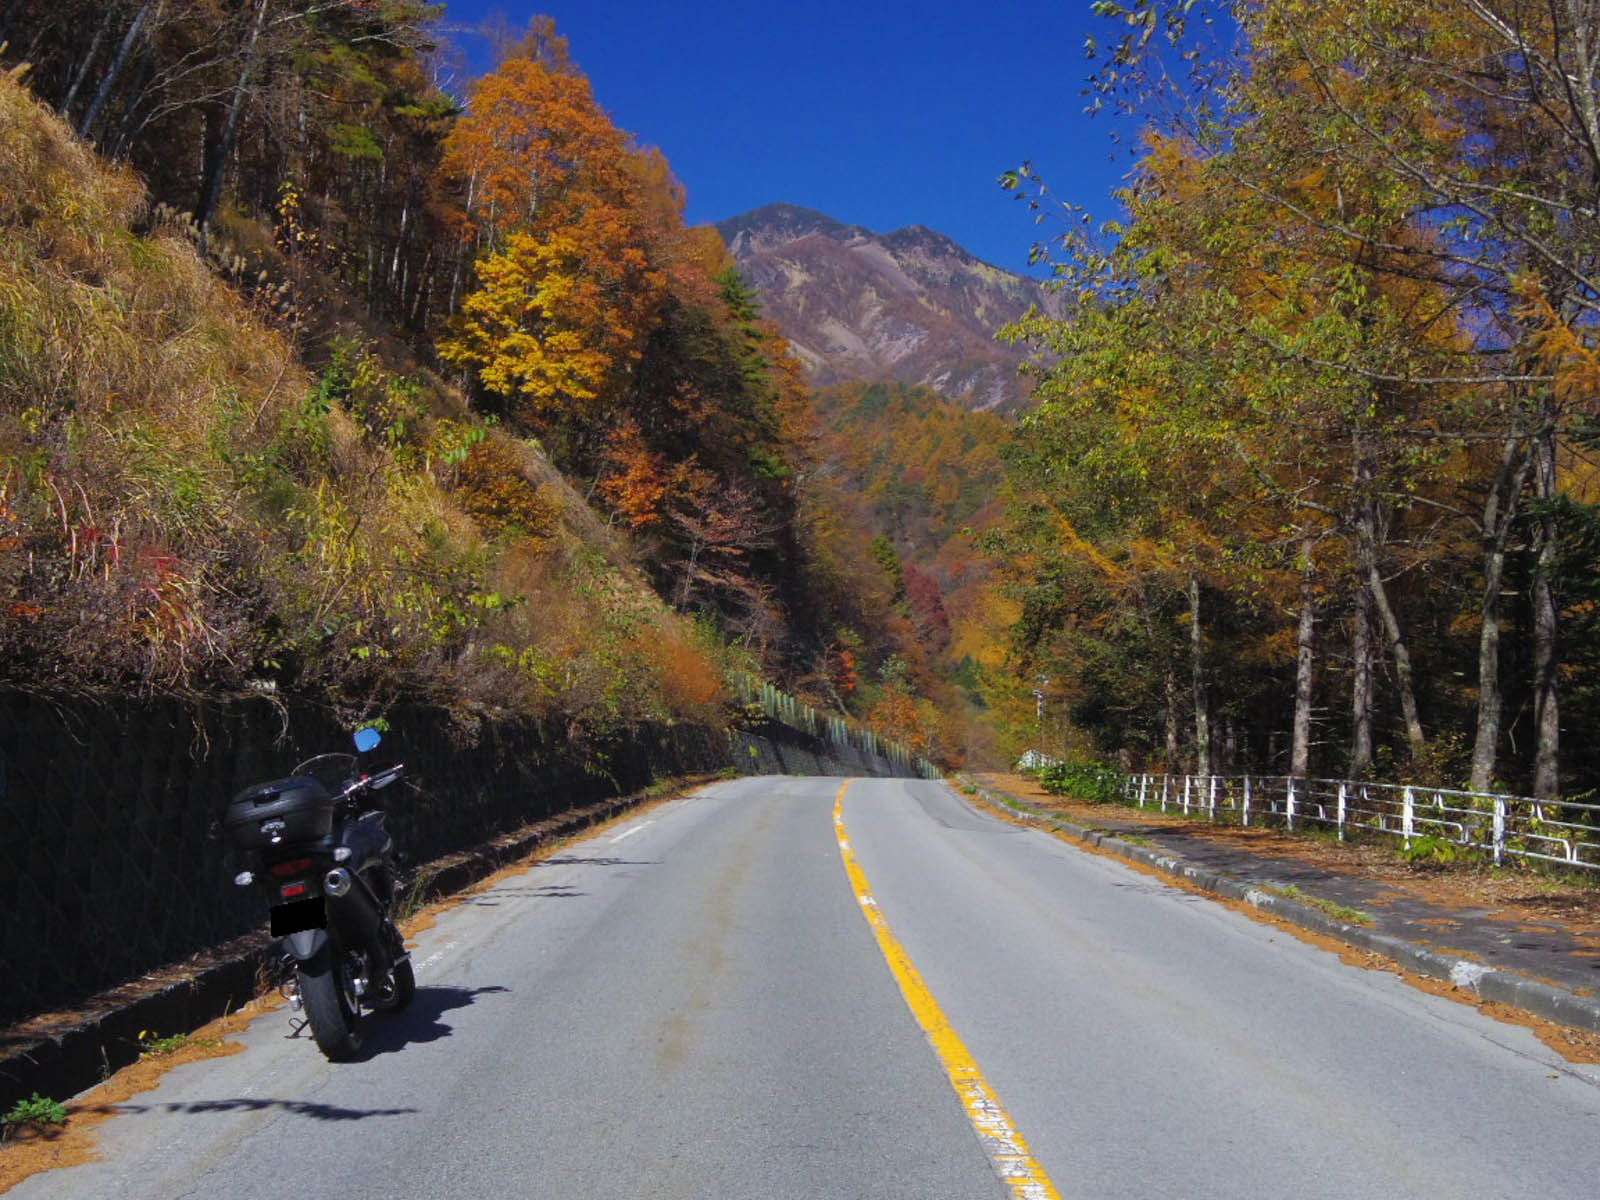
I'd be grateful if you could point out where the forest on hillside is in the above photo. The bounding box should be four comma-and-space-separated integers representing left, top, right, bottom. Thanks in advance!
0, 4, 1002, 762
996, 1, 1600, 799
16, 0, 1600, 798
805, 382, 1019, 765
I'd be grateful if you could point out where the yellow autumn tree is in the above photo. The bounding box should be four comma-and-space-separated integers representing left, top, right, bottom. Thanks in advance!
437, 47, 665, 422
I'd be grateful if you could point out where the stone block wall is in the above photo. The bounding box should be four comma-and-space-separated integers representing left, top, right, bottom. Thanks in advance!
0, 691, 919, 1027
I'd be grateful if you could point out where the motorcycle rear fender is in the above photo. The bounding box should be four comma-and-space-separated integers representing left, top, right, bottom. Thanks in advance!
283, 928, 329, 965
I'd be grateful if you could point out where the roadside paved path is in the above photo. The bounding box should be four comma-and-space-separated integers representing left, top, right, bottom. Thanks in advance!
976, 773, 1600, 1007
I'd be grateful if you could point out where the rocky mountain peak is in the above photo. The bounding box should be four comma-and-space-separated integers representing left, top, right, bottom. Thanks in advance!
715, 204, 1050, 412
717, 203, 867, 256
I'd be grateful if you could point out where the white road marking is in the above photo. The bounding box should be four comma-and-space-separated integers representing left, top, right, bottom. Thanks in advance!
610, 820, 653, 845
415, 941, 457, 975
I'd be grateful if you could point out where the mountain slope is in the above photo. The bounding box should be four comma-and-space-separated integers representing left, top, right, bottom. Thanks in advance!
0, 66, 730, 734
716, 203, 1052, 412
804, 381, 1028, 766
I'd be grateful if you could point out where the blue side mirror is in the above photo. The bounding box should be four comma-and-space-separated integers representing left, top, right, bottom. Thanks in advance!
354, 727, 382, 754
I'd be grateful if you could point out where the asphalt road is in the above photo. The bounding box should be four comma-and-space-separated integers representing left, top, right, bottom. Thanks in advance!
13, 776, 1600, 1199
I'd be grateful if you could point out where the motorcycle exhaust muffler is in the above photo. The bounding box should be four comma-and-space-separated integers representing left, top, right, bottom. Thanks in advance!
324, 868, 391, 974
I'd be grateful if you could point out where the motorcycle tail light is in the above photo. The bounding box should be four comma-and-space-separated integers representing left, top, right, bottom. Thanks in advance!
280, 881, 309, 899
270, 857, 313, 877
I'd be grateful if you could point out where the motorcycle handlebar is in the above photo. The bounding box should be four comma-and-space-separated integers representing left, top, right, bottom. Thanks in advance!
369, 763, 404, 791
336, 762, 405, 802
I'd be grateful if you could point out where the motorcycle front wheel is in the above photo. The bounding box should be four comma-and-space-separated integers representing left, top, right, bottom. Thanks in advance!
298, 951, 363, 1061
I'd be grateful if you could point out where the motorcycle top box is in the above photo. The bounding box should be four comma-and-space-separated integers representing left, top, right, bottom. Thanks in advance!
224, 777, 335, 850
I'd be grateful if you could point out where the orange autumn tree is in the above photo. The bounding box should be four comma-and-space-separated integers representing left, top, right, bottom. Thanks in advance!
597, 419, 674, 529
432, 22, 953, 696
433, 25, 806, 658
437, 45, 666, 427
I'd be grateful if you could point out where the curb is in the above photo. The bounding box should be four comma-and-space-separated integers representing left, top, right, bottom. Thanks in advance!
960, 779, 1600, 1036
0, 945, 271, 1117
0, 784, 690, 1113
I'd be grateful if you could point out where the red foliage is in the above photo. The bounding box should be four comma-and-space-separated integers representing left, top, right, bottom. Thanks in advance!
832, 645, 859, 695
903, 564, 951, 652
597, 422, 672, 529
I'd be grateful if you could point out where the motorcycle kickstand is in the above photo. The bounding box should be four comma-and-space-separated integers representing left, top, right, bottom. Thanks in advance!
279, 954, 309, 1037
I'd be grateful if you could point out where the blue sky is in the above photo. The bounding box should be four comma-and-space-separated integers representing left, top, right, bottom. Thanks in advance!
438, 2, 1143, 274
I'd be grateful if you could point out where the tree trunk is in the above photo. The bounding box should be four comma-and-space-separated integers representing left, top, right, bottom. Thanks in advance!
1350, 582, 1373, 779
1367, 555, 1426, 756
389, 199, 410, 306
1352, 456, 1425, 758
78, 0, 159, 142
1190, 575, 1210, 777
1531, 424, 1561, 800
108, 39, 157, 159
409, 246, 434, 328
195, 0, 270, 250
676, 535, 703, 609
1291, 538, 1317, 779
21, 17, 50, 66
59, 6, 115, 118
1470, 435, 1531, 792
1164, 669, 1180, 771
449, 169, 480, 317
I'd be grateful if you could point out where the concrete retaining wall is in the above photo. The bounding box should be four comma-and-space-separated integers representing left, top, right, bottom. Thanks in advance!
0, 689, 919, 1093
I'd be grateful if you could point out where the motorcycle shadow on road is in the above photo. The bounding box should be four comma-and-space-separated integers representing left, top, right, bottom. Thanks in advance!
462, 856, 661, 906
538, 854, 660, 868
77, 1096, 420, 1122
353, 983, 510, 1060
462, 883, 587, 903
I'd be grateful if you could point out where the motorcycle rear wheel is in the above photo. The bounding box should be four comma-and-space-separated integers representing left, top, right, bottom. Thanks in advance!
371, 956, 415, 1014
298, 953, 362, 1061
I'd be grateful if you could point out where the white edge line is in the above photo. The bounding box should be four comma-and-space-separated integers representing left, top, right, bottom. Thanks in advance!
610, 820, 653, 845
415, 940, 456, 974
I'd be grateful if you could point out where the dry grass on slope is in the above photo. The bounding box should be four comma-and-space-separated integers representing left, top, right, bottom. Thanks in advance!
0, 67, 730, 736
0, 64, 313, 688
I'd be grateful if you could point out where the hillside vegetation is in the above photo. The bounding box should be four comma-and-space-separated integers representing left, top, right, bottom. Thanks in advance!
0, 12, 995, 761
996, 1, 1600, 799
0, 59, 729, 740
804, 382, 1029, 765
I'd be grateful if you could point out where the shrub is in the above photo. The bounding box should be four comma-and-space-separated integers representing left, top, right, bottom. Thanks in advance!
2, 1093, 68, 1138
631, 623, 729, 726
1037, 758, 1125, 804
1401, 834, 1481, 867
137, 1029, 190, 1057
452, 437, 558, 540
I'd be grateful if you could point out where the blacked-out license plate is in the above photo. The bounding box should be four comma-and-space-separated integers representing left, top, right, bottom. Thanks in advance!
270, 897, 326, 936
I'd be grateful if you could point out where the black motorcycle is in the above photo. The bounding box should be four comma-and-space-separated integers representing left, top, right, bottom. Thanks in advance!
224, 727, 414, 1060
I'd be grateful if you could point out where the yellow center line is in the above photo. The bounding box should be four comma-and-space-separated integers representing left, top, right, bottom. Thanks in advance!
833, 779, 1063, 1200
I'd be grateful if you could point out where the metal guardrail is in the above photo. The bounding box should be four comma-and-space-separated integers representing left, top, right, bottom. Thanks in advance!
1121, 773, 1600, 872
733, 675, 941, 780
